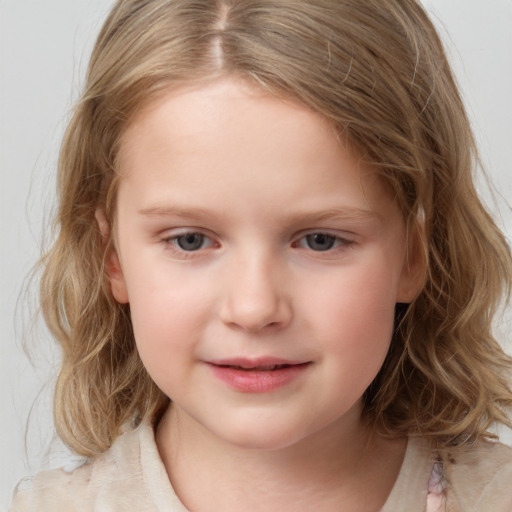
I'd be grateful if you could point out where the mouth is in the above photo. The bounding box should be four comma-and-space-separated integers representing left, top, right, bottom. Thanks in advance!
206, 358, 311, 393
208, 358, 310, 371
216, 363, 309, 372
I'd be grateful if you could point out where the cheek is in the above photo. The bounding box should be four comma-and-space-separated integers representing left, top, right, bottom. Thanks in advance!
302, 259, 399, 380
123, 258, 229, 394
309, 265, 398, 339
124, 270, 210, 375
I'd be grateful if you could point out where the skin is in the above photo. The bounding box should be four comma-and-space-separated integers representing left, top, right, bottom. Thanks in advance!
104, 76, 422, 511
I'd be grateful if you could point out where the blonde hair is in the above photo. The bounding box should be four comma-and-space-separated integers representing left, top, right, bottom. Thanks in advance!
41, 0, 512, 456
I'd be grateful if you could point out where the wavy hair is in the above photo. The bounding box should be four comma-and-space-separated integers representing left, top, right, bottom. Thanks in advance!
40, 0, 512, 456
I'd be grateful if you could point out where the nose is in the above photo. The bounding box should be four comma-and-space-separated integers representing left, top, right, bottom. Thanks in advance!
219, 251, 292, 333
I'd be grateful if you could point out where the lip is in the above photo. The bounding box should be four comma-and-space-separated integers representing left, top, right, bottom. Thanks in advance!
205, 357, 311, 393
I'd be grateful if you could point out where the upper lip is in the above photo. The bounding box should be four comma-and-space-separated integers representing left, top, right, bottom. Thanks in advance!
206, 357, 310, 370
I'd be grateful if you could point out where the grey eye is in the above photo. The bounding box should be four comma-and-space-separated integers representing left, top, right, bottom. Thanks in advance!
176, 233, 205, 251
304, 233, 337, 251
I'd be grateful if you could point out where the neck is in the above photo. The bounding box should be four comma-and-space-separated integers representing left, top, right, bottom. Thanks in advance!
156, 404, 406, 512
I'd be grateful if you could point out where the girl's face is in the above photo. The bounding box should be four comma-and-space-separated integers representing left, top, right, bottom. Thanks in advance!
108, 77, 420, 450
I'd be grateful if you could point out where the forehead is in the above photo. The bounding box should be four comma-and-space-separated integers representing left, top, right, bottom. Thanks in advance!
116, 76, 398, 223
119, 76, 337, 165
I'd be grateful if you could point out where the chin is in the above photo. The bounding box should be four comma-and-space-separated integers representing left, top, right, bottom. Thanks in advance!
223, 431, 302, 452
211, 417, 314, 452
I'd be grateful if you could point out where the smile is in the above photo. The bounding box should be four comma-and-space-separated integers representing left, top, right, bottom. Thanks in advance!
220, 364, 294, 371
206, 358, 311, 393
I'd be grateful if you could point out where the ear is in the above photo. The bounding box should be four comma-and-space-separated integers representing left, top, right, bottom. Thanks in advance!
396, 222, 426, 304
95, 208, 129, 304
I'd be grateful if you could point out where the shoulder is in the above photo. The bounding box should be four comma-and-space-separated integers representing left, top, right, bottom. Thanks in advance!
440, 439, 512, 512
9, 424, 158, 512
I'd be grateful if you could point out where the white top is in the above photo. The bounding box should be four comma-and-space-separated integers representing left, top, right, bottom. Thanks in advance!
9, 422, 512, 511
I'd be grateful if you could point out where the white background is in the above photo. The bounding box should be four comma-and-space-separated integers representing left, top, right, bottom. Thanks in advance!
1, 0, 511, 508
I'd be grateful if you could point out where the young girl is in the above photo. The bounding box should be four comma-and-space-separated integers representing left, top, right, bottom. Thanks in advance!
10, 1, 512, 510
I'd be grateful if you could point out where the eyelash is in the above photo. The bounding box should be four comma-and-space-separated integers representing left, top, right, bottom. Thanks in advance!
162, 230, 355, 258
292, 233, 353, 252
163, 232, 216, 258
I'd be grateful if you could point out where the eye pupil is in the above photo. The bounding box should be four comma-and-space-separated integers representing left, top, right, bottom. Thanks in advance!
306, 233, 336, 251
177, 233, 204, 251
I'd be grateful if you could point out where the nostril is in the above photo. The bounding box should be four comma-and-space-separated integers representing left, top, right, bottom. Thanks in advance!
220, 303, 292, 333
219, 267, 293, 331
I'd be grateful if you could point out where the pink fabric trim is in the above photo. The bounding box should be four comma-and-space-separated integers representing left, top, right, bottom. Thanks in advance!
425, 461, 446, 511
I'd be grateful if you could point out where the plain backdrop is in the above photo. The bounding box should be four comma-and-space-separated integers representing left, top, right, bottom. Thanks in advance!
1, 0, 511, 508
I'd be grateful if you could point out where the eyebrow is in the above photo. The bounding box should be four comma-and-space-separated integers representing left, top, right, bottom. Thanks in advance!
139, 205, 215, 219
292, 207, 381, 224
138, 204, 380, 224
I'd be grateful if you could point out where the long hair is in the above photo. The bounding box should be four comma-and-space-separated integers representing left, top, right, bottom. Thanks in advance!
40, 0, 512, 456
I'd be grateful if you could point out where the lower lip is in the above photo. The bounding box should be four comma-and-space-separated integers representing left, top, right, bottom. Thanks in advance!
207, 363, 311, 393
